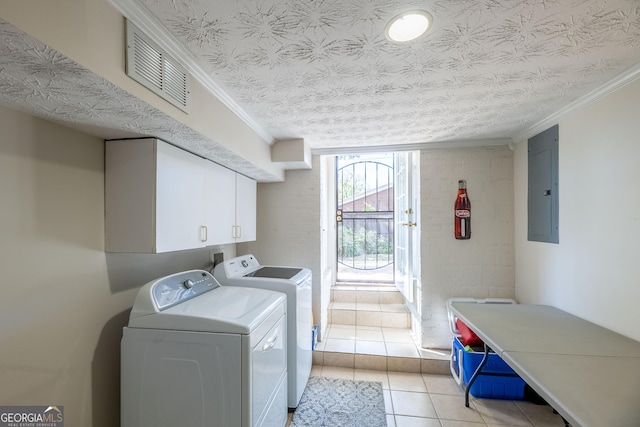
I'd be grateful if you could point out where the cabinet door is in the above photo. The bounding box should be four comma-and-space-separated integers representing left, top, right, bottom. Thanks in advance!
235, 174, 257, 242
156, 141, 208, 252
206, 162, 237, 245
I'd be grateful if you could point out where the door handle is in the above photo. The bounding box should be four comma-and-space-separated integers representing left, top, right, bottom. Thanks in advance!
232, 225, 243, 239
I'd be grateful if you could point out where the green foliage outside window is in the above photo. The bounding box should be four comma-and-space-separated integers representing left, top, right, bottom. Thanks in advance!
338, 225, 393, 257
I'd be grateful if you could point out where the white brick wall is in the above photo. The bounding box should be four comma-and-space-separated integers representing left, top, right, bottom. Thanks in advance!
237, 156, 326, 329
243, 149, 514, 350
420, 146, 515, 349
238, 157, 321, 266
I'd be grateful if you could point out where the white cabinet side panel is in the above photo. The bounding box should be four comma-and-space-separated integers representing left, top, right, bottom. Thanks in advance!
105, 139, 156, 252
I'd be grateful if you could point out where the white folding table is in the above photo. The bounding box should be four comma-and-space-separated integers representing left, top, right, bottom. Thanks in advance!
449, 303, 640, 427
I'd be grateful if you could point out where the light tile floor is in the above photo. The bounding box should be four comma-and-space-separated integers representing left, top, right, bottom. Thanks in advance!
308, 365, 568, 427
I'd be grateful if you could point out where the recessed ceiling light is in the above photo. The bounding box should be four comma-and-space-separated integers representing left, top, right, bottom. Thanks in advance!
385, 11, 433, 43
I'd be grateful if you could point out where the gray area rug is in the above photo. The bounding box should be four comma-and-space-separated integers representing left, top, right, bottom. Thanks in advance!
291, 376, 387, 427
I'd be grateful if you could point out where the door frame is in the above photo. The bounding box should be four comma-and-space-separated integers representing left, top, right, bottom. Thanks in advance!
394, 151, 422, 340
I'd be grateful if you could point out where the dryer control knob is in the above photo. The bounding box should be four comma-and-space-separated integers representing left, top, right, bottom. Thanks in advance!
183, 279, 194, 289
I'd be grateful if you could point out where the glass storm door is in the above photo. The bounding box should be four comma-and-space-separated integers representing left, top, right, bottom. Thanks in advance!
394, 152, 420, 311
336, 154, 394, 283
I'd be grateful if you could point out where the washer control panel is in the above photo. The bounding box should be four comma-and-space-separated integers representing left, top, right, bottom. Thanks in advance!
152, 270, 220, 311
222, 254, 260, 277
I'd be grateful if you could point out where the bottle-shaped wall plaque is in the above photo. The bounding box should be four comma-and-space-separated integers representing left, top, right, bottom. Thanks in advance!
454, 180, 471, 240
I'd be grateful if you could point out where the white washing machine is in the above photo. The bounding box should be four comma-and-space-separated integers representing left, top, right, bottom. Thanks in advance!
214, 255, 312, 409
121, 270, 288, 427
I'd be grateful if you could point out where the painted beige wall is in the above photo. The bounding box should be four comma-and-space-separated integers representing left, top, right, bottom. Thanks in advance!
0, 104, 233, 426
514, 77, 640, 340
420, 146, 515, 348
0, 0, 283, 181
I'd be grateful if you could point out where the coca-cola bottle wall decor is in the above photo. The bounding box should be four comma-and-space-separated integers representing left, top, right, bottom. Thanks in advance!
454, 180, 471, 240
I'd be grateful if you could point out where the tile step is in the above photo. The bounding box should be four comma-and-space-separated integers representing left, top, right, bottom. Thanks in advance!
313, 348, 450, 374
328, 303, 411, 328
313, 324, 451, 374
322, 286, 448, 374
331, 286, 405, 305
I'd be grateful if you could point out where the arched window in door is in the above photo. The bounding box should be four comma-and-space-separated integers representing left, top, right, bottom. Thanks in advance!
336, 154, 394, 283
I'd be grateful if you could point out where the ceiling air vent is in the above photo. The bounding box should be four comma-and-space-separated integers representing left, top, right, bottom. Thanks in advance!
126, 20, 189, 112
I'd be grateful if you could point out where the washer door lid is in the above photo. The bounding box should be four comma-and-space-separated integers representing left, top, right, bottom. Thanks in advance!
127, 286, 285, 334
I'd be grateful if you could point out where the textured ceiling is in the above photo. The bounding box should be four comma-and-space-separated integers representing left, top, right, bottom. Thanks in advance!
134, 0, 640, 150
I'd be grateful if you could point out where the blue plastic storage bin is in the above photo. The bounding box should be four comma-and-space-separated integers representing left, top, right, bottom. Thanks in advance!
311, 324, 318, 350
451, 337, 525, 400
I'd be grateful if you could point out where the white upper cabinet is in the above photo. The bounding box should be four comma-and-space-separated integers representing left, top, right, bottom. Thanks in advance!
155, 141, 209, 252
106, 138, 256, 253
206, 163, 257, 244
235, 173, 257, 243
206, 163, 236, 245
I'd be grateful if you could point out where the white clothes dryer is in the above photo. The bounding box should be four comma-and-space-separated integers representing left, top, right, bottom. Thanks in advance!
214, 255, 312, 409
121, 270, 288, 427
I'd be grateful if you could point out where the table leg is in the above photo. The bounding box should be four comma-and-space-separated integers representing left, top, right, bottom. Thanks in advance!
465, 343, 490, 407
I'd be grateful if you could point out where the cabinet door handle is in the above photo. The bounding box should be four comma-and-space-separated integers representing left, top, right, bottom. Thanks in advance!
236, 225, 242, 239
201, 225, 208, 242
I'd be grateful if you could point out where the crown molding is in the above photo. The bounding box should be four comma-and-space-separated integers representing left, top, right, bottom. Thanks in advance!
512, 62, 640, 144
109, 0, 275, 145
311, 138, 511, 155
